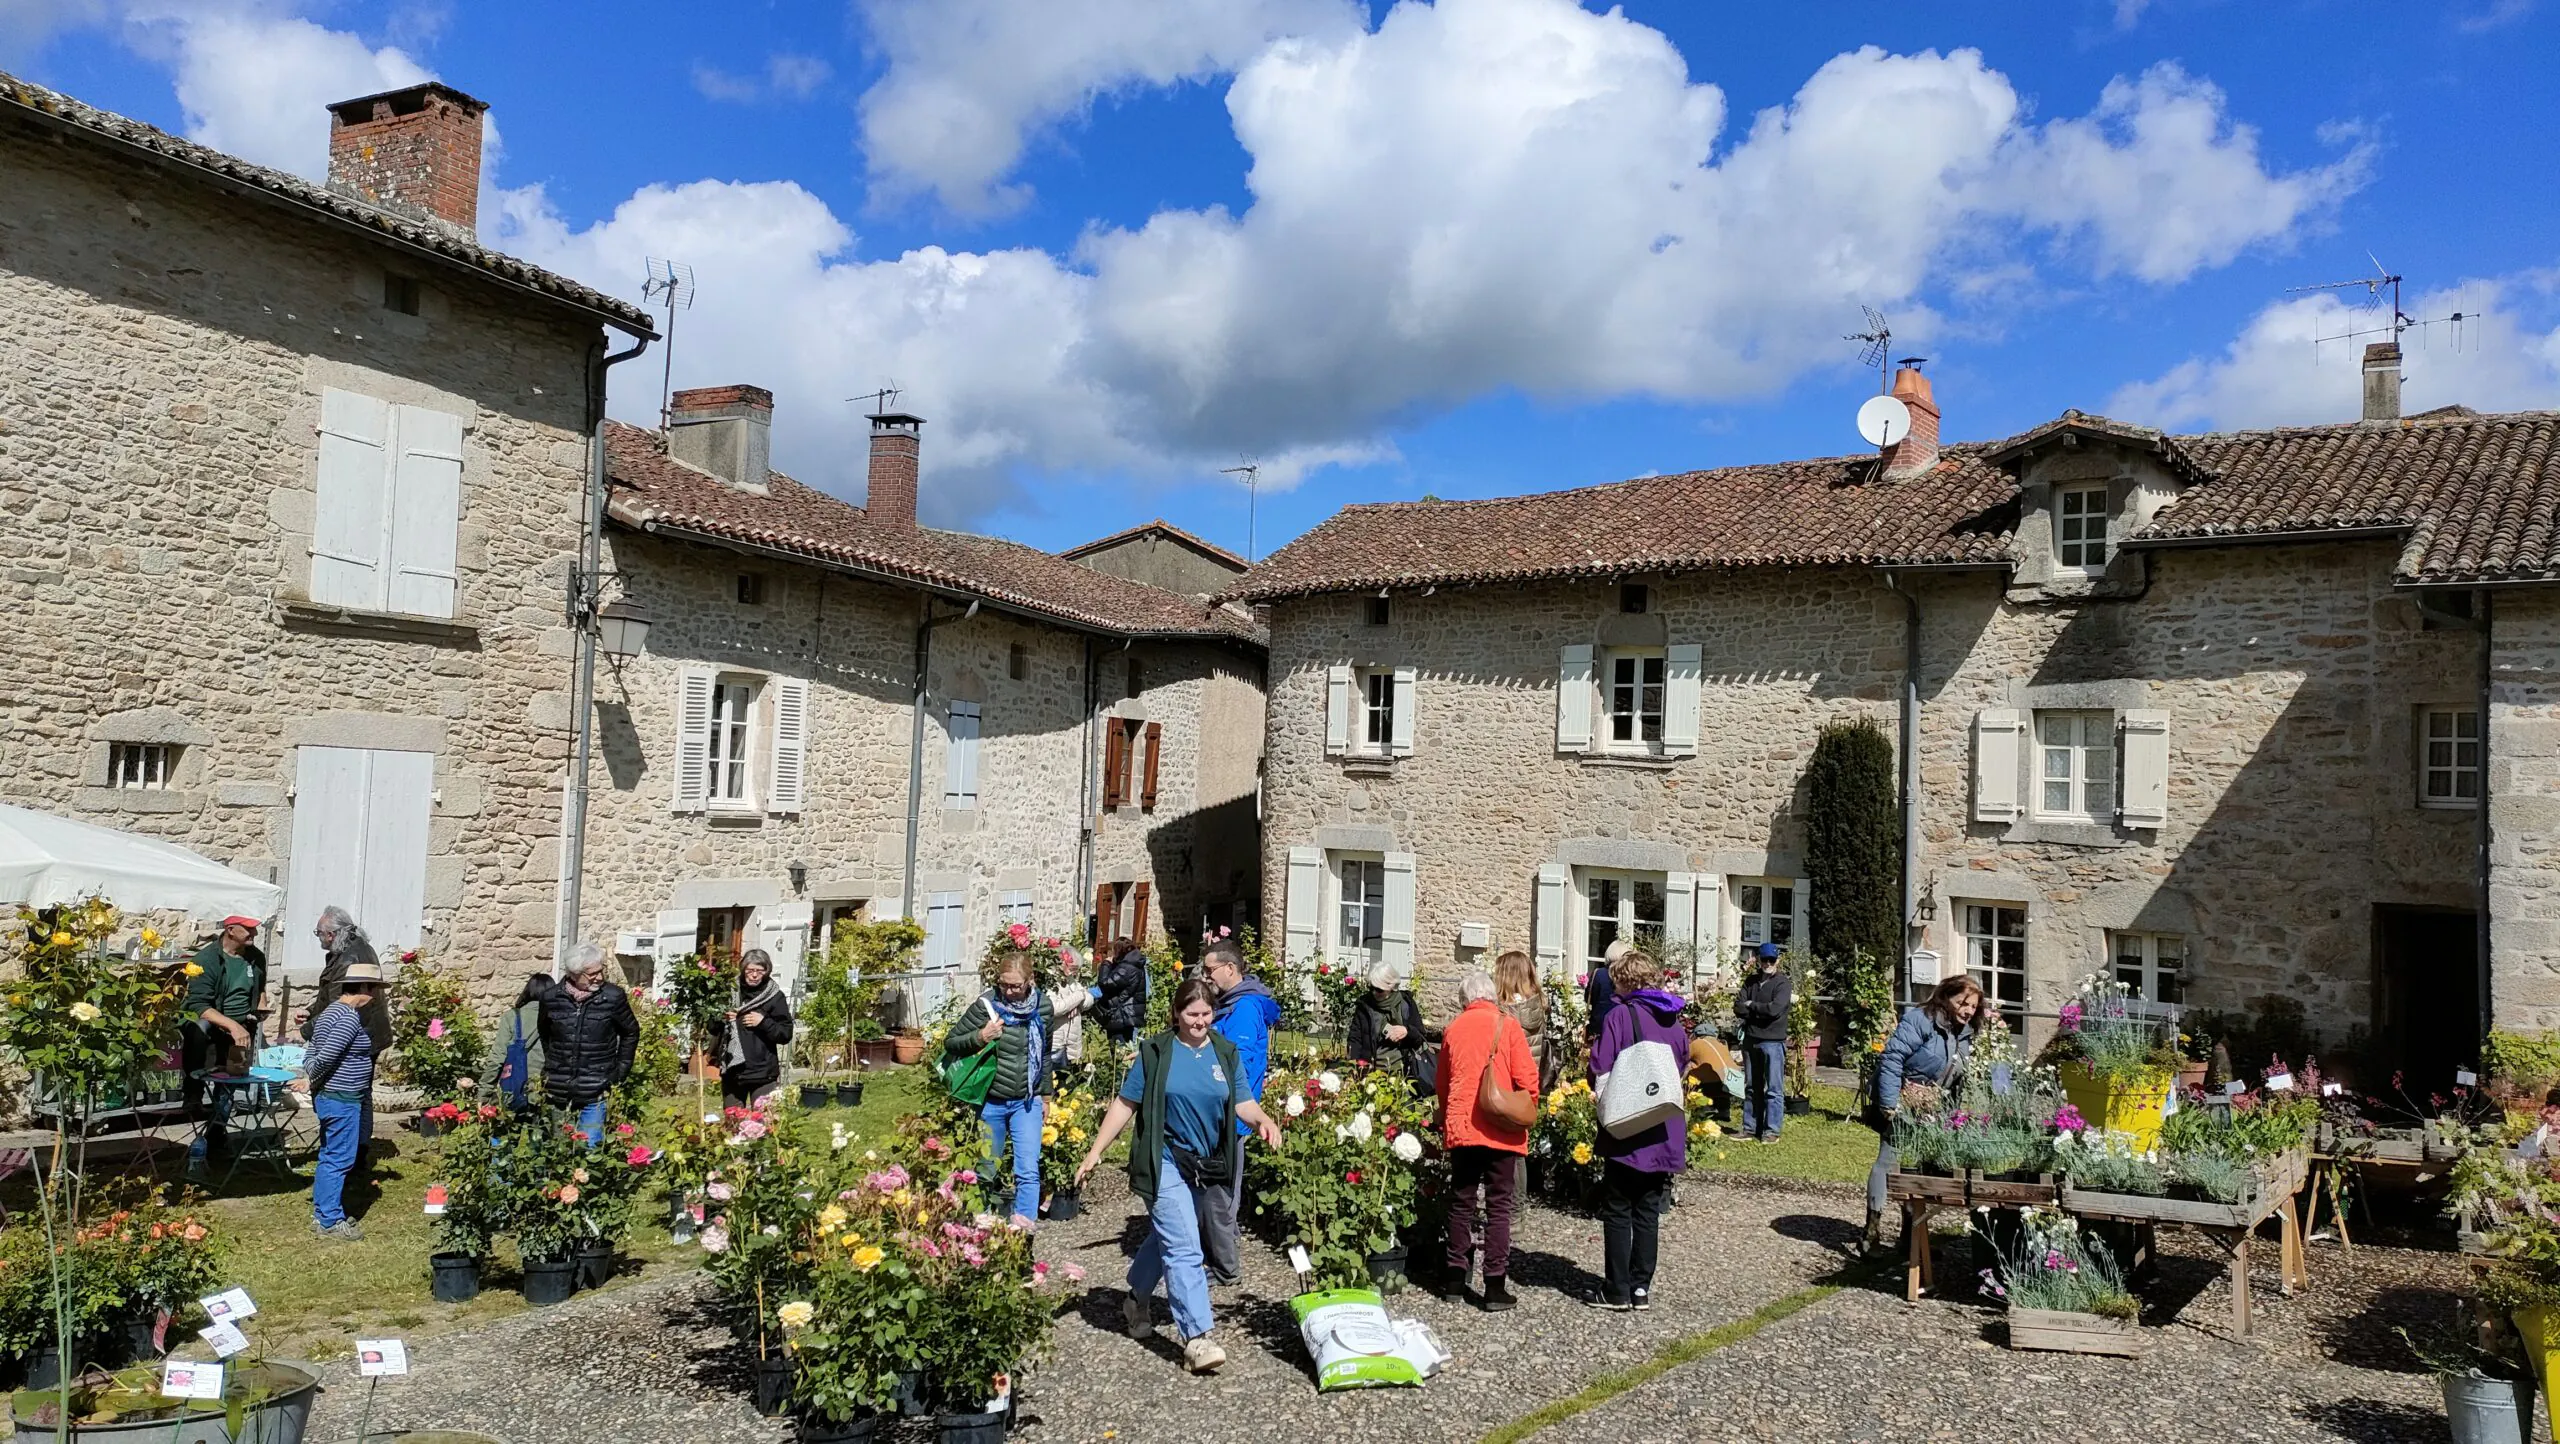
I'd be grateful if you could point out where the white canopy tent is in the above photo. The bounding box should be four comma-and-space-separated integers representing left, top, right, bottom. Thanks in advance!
0, 802, 282, 920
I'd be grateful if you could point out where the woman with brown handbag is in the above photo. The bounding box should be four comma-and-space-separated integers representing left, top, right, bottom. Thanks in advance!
1435, 968, 1540, 1310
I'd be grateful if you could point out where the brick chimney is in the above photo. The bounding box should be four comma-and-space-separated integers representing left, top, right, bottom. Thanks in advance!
866, 411, 923, 528
325, 82, 489, 240
668, 385, 773, 493
1881, 364, 1940, 476
2362, 341, 2402, 425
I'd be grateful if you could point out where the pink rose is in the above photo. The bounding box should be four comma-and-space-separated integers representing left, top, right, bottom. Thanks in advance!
426, 1018, 446, 1040
1007, 923, 1032, 946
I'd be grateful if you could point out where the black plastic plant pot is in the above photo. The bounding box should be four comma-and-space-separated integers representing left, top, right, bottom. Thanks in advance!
836, 1083, 866, 1109
797, 1414, 883, 1444
22, 1346, 65, 1392
1785, 1095, 1813, 1117
573, 1241, 618, 1292
118, 1315, 161, 1366
429, 1252, 483, 1304
1042, 1187, 1082, 1223
936, 1409, 1009, 1444
1365, 1244, 1410, 1289
893, 1373, 927, 1418
800, 1084, 832, 1109
752, 1355, 796, 1418
520, 1257, 579, 1306
416, 1115, 446, 1140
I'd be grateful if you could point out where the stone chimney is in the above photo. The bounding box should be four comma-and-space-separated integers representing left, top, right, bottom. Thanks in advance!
325, 82, 489, 240
667, 385, 773, 493
1881, 364, 1941, 476
2362, 341, 2403, 425
866, 411, 923, 528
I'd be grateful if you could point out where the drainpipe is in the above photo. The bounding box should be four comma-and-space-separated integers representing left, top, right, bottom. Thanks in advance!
1883, 571, 1923, 974
557, 328, 652, 967
2477, 588, 2494, 1046
1077, 634, 1099, 935
902, 596, 978, 923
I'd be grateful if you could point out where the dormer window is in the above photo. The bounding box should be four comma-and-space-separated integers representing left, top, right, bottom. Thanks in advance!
2056, 484, 2109, 572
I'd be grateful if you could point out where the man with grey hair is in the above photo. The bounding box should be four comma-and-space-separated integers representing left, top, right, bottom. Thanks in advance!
303, 906, 391, 1054
517, 939, 639, 1143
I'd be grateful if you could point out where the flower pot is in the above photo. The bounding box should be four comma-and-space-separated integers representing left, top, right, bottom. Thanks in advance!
2176, 1060, 2208, 1092
2513, 1305, 2560, 1440
573, 1240, 619, 1291
857, 1040, 898, 1068
689, 1049, 720, 1081
797, 1414, 883, 1443
416, 1114, 447, 1140
752, 1354, 796, 1418
1365, 1244, 1410, 1289
12, 1360, 320, 1443
2444, 1371, 2535, 1444
892, 1034, 926, 1066
118, 1312, 163, 1364
936, 1408, 1009, 1444
836, 1082, 867, 1108
520, 1256, 579, 1306
892, 1371, 928, 1418
429, 1251, 483, 1303
1043, 1186, 1083, 1222
1784, 1095, 1812, 1117
2058, 1063, 2176, 1153
799, 1083, 833, 1109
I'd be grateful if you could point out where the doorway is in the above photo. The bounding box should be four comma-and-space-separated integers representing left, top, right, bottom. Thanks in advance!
2374, 905, 2480, 1091
697, 907, 751, 963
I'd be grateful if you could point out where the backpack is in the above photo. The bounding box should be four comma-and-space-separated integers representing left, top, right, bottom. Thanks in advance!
1595, 1020, 1687, 1139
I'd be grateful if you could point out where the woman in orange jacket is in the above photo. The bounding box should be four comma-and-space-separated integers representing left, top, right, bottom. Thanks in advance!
1435, 968, 1540, 1310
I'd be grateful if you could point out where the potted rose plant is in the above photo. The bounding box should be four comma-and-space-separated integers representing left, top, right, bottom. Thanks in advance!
490, 1115, 590, 1306
425, 1103, 509, 1302
390, 963, 486, 1131
1255, 1059, 1434, 1290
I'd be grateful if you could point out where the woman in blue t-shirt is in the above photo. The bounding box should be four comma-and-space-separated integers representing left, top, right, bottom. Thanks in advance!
1078, 975, 1284, 1374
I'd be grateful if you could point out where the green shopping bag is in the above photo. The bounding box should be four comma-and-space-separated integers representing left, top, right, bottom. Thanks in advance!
942, 995, 1004, 1106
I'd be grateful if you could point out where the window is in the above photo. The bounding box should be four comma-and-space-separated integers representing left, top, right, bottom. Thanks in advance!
1605, 651, 1665, 748
2056, 484, 2108, 571
1734, 880, 1795, 948
1008, 643, 1027, 682
311, 387, 463, 618
1337, 857, 1386, 963
1962, 903, 2027, 1022
2113, 931, 2184, 1005
2036, 711, 2115, 822
707, 680, 756, 805
1365, 596, 1391, 626
998, 890, 1034, 929
1103, 717, 1147, 809
2421, 707, 2481, 806
1620, 583, 1649, 614
1126, 658, 1144, 699
944, 701, 981, 809
383, 273, 420, 315
736, 573, 766, 605
108, 743, 173, 790
1582, 871, 1666, 972
1361, 670, 1396, 754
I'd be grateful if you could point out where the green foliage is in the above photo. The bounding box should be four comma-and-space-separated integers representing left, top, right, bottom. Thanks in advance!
2183, 995, 2322, 1075
1977, 1208, 2138, 1319
1140, 933, 1188, 1035
1253, 1059, 1437, 1289
2, 900, 187, 1100
1530, 1075, 1604, 1197
388, 964, 486, 1098
1819, 946, 1898, 1061
666, 945, 741, 1057
1309, 956, 1368, 1037
2486, 1030, 2560, 1101
2040, 975, 2180, 1084
616, 992, 684, 1109
486, 1111, 602, 1262
2050, 1129, 2168, 1195
799, 923, 901, 1068
425, 1102, 512, 1256
1803, 717, 1900, 1031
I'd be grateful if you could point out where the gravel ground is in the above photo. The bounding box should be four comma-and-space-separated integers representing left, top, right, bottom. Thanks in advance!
298, 1176, 2484, 1444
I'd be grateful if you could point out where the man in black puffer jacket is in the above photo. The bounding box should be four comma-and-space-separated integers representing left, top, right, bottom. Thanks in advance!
516, 940, 639, 1142
1090, 939, 1147, 1046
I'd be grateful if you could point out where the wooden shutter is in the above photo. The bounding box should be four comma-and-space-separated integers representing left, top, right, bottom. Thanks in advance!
311, 387, 391, 610
1973, 709, 2024, 823
1533, 862, 1570, 977
654, 909, 698, 963
672, 667, 715, 813
1389, 666, 1418, 757
1556, 646, 1594, 752
756, 901, 814, 994
1325, 664, 1353, 756
1381, 851, 1416, 978
1663, 872, 1697, 965
1102, 718, 1127, 809
386, 404, 464, 618
1283, 845, 1323, 965
282, 745, 369, 980
943, 702, 979, 807
1790, 878, 1812, 956
1141, 722, 1162, 811
1695, 873, 1723, 960
2119, 709, 2169, 828
1663, 643, 1703, 755
357, 748, 434, 956
1094, 884, 1117, 946
1131, 881, 1152, 944
768, 676, 811, 813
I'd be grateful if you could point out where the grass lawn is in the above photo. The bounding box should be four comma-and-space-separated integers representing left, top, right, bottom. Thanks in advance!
1685, 1084, 1876, 1187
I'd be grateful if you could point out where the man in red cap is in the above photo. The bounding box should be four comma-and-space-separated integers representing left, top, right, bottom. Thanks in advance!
184, 915, 268, 1177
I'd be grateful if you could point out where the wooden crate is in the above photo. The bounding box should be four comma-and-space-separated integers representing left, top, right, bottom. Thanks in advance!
1965, 1172, 2060, 1206
1885, 1170, 1970, 1205
2008, 1307, 2147, 1357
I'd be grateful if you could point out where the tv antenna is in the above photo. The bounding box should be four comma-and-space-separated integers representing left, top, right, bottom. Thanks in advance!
643, 258, 695, 429
1845, 306, 1892, 393
2289, 255, 2470, 361
1220, 461, 1261, 563
851, 385, 903, 415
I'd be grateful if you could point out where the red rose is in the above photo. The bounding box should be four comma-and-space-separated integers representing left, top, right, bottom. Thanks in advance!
1384, 1124, 1399, 1139
1345, 1170, 1362, 1185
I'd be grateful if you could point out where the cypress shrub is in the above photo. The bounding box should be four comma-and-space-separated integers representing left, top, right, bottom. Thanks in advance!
1805, 717, 1901, 1052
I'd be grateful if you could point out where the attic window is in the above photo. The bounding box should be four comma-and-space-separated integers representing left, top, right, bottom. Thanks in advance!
736, 573, 766, 605
1619, 583, 1649, 614
2055, 484, 2109, 572
1009, 643, 1027, 681
383, 273, 421, 315
1365, 596, 1391, 627
1126, 658, 1145, 698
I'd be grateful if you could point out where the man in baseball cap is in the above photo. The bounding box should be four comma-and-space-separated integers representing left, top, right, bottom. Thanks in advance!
184, 915, 269, 1179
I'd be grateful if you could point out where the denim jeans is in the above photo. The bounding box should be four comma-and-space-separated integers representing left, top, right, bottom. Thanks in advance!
1744, 1038, 1787, 1140
574, 1098, 606, 1146
1868, 1138, 1897, 1214
1128, 1149, 1215, 1340
311, 1093, 369, 1228
981, 1096, 1045, 1223
188, 1084, 236, 1165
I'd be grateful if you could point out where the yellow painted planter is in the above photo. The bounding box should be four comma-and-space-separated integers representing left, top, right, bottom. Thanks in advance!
2514, 1304, 2560, 1438
2060, 1064, 2175, 1151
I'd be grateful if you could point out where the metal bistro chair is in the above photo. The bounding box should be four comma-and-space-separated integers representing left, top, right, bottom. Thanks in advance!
202, 1043, 306, 1190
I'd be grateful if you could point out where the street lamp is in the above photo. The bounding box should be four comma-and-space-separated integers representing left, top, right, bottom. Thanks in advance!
596, 596, 653, 660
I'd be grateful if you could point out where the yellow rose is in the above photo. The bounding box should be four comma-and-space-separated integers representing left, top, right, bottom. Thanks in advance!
777, 1300, 814, 1330
852, 1245, 885, 1271
50, 932, 71, 947
141, 928, 162, 949
68, 1001, 101, 1023
1041, 1129, 1058, 1147
817, 1204, 848, 1232
183, 963, 204, 977
1571, 1143, 1593, 1165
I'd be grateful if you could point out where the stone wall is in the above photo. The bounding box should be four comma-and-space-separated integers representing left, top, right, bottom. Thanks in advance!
1091, 641, 1267, 948
2492, 588, 2560, 1029
0, 115, 600, 998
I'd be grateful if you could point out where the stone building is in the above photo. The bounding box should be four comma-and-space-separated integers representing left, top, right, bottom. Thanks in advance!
0, 74, 654, 991
578, 390, 1266, 1011
1061, 519, 1251, 598
1235, 358, 2560, 1083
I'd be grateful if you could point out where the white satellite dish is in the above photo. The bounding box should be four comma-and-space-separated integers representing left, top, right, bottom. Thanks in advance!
1858, 394, 1912, 448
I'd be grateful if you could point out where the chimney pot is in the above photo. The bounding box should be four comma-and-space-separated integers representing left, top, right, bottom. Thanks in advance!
1881, 365, 1941, 476
325, 82, 489, 239
2361, 341, 2403, 425
668, 385, 774, 492
866, 411, 923, 528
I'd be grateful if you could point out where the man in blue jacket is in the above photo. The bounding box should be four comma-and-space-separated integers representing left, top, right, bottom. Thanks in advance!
1203, 938, 1278, 1286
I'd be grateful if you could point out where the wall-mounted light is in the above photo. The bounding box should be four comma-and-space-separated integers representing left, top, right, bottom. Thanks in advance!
1915, 878, 1938, 924
788, 859, 808, 894
597, 596, 653, 660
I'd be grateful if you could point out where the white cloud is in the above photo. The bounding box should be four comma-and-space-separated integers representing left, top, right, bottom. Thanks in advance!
853, 0, 1364, 215
118, 1, 430, 180
2106, 276, 2560, 431
0, 0, 106, 64
693, 51, 833, 105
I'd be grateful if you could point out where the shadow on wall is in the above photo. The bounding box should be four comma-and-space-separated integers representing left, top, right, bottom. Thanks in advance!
1148, 791, 1261, 954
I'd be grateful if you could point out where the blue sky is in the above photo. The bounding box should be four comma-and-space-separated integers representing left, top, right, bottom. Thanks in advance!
9, 0, 2557, 562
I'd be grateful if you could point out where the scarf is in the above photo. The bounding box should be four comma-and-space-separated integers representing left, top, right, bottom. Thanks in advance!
726, 976, 785, 1069
990, 991, 1047, 1093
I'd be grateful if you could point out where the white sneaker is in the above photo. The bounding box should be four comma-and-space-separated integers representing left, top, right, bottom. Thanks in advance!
1122, 1293, 1153, 1339
1183, 1335, 1227, 1373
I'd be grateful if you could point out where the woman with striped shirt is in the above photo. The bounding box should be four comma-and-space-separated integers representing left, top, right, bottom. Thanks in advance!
303, 957, 383, 1241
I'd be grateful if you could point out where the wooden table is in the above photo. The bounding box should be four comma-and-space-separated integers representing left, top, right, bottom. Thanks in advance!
1886, 1170, 2059, 1304
2060, 1148, 2311, 1339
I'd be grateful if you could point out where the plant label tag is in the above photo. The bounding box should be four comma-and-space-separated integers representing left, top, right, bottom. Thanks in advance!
161, 1361, 223, 1400
2223, 1081, 2247, 1098
355, 1339, 409, 1376
198, 1320, 250, 1358
423, 1185, 448, 1216
1288, 1245, 1312, 1276
2322, 1082, 2343, 1096
2457, 1069, 2480, 1087
200, 1287, 256, 1322
2264, 1071, 2295, 1092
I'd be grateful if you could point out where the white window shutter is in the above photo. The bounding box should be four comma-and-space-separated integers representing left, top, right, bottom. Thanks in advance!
755, 901, 814, 994
1663, 644, 1703, 755
1663, 872, 1697, 978
1533, 861, 1570, 978
312, 388, 391, 610
282, 745, 371, 980
654, 908, 698, 963
1284, 845, 1324, 964
1325, 665, 1352, 756
1557, 646, 1594, 752
2120, 709, 2169, 828
1791, 878, 1812, 956
768, 676, 811, 813
1381, 851, 1417, 978
357, 749, 434, 956
1973, 709, 2024, 823
1696, 874, 1723, 961
671, 667, 715, 813
386, 404, 464, 618
1389, 666, 1418, 757
941, 701, 979, 808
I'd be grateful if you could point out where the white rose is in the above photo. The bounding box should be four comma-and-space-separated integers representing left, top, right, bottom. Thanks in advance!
1285, 1094, 1306, 1117
1348, 1111, 1375, 1143
1391, 1133, 1424, 1163
1318, 1071, 1343, 1095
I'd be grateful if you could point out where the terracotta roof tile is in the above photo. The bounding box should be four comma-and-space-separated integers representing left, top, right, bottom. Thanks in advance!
604, 424, 1263, 642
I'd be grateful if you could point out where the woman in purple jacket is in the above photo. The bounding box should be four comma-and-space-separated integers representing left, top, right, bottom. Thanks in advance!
1587, 950, 1687, 1311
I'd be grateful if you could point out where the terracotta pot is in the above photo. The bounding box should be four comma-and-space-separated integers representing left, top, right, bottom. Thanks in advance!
689, 1049, 721, 1081
856, 1040, 899, 1068
892, 1033, 926, 1066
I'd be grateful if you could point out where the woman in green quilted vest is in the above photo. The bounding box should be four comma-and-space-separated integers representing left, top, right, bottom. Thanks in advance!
944, 948, 1060, 1227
